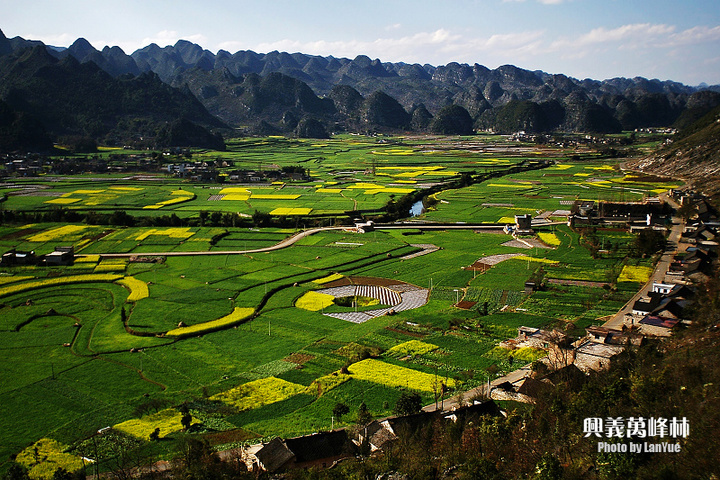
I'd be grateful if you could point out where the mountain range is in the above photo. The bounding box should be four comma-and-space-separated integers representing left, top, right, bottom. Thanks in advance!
2, 28, 720, 151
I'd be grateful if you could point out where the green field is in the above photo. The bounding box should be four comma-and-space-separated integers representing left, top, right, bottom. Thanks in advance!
0, 134, 676, 477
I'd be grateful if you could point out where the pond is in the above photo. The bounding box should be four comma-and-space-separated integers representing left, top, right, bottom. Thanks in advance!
409, 200, 424, 217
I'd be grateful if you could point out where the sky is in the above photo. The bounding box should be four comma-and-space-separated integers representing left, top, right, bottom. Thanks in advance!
2, 0, 720, 85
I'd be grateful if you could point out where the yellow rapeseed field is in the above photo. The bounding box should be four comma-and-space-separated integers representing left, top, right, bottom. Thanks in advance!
114, 408, 195, 440
0, 274, 123, 298
135, 228, 195, 241
221, 194, 250, 201
16, 438, 84, 480
72, 189, 105, 194
313, 273, 344, 284
348, 358, 455, 393
308, 372, 351, 396
618, 265, 653, 283
250, 194, 301, 200
117, 276, 149, 302
269, 207, 312, 215
44, 198, 81, 205
219, 187, 251, 195
0, 275, 33, 285
165, 307, 254, 336
296, 291, 335, 311
211, 377, 306, 411
386, 340, 438, 357
484, 346, 546, 362
27, 225, 88, 242
74, 255, 100, 263
537, 232, 561, 246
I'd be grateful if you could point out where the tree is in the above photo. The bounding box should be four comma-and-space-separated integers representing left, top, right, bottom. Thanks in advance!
394, 392, 422, 416
252, 209, 271, 227
51, 468, 83, 480
332, 402, 350, 421
181, 412, 193, 432
174, 438, 237, 480
356, 402, 373, 426
2, 463, 30, 480
632, 229, 666, 258
534, 453, 563, 480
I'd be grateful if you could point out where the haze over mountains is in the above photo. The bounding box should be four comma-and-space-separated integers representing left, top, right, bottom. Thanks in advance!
2, 27, 720, 151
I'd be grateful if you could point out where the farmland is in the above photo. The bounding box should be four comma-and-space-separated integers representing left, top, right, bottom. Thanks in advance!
0, 133, 678, 477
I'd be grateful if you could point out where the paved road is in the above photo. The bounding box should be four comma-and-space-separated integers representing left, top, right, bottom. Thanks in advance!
603, 193, 685, 329
423, 364, 533, 412
92, 226, 346, 258
89, 221, 566, 259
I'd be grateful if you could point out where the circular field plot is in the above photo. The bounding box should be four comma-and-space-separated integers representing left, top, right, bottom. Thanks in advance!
310, 276, 429, 323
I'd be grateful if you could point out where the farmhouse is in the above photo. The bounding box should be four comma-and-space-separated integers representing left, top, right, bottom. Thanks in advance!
243, 430, 351, 473
44, 246, 75, 266
514, 214, 533, 234
585, 326, 642, 346
1, 249, 37, 266
516, 326, 569, 349
243, 437, 295, 473
572, 339, 624, 373
631, 280, 692, 329
492, 365, 586, 403
355, 420, 398, 453
638, 315, 680, 337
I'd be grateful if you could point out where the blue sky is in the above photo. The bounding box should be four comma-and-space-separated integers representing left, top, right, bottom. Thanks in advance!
3, 0, 720, 85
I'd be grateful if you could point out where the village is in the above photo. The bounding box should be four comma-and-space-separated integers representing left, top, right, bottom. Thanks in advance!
141, 188, 718, 476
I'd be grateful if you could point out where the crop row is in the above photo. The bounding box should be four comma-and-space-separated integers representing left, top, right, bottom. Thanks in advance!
0, 274, 123, 298
165, 307, 255, 337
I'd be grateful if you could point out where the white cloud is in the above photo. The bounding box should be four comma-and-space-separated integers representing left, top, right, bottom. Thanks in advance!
665, 25, 720, 47
502, 0, 570, 3
548, 22, 720, 59
139, 30, 207, 49
251, 28, 548, 65
216, 41, 246, 53
253, 29, 468, 62
216, 21, 720, 83
555, 23, 676, 49
20, 32, 78, 47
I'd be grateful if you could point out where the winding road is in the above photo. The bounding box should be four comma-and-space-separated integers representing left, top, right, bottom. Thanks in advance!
602, 193, 685, 329
88, 222, 537, 259
92, 226, 346, 258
